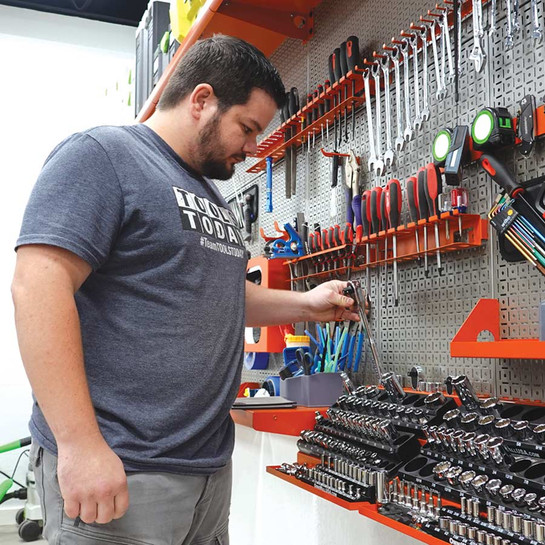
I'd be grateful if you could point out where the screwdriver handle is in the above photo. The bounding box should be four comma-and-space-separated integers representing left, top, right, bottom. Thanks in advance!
405, 176, 419, 223
370, 187, 383, 234
386, 179, 402, 229
328, 55, 337, 85
352, 194, 363, 242
361, 190, 371, 237
333, 225, 343, 247
417, 167, 430, 220
340, 41, 349, 77
333, 47, 343, 82
314, 223, 322, 250
346, 35, 361, 71
309, 232, 316, 253
322, 229, 330, 249
381, 189, 389, 230
425, 162, 443, 216
288, 88, 298, 117
479, 154, 523, 197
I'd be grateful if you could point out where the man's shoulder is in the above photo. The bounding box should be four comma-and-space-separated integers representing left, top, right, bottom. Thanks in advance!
83, 124, 138, 149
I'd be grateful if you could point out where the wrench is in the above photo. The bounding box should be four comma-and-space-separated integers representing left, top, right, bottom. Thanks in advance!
400, 39, 414, 141
380, 55, 395, 168
440, 8, 455, 82
389, 46, 406, 152
531, 0, 543, 43
468, 0, 486, 73
412, 23, 431, 122
372, 63, 385, 176
512, 0, 521, 37
430, 20, 446, 100
363, 69, 383, 175
489, 0, 497, 36
505, 0, 514, 49
402, 31, 422, 130
456, 0, 464, 74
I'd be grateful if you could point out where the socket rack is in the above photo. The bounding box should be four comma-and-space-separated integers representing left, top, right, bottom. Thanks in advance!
270, 374, 545, 545
284, 211, 489, 283
246, 0, 480, 175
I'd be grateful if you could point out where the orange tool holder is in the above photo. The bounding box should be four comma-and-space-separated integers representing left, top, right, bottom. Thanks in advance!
284, 212, 488, 282
450, 298, 545, 359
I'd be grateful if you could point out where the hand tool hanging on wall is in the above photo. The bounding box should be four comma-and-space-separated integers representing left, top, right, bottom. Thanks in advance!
469, 0, 486, 71
281, 96, 291, 199
425, 163, 443, 274
242, 185, 259, 242
531, 0, 543, 43
428, 16, 446, 100
380, 189, 389, 304
339, 41, 349, 143
385, 179, 402, 306
362, 67, 383, 175
376, 52, 395, 167
405, 176, 421, 261
265, 223, 304, 259
346, 36, 361, 141
288, 87, 299, 196
417, 167, 430, 276
265, 156, 273, 213
371, 62, 385, 175
444, 125, 469, 186
401, 29, 423, 131
383, 43, 405, 153
471, 107, 515, 151
517, 95, 537, 157
361, 190, 372, 295
410, 21, 430, 123
398, 38, 415, 141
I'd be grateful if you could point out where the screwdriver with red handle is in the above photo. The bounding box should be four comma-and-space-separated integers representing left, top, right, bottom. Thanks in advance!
405, 176, 421, 262
416, 167, 430, 276
385, 179, 402, 306
425, 162, 443, 275
361, 190, 372, 295
380, 189, 389, 303
370, 186, 383, 290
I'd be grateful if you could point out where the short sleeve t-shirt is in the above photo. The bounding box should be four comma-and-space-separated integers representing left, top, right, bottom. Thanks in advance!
16, 124, 248, 474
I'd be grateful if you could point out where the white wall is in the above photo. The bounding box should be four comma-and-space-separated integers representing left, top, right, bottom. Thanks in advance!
0, 4, 134, 521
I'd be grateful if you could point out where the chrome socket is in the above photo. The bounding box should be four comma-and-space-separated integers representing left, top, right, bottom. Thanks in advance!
494, 418, 512, 438
461, 412, 480, 432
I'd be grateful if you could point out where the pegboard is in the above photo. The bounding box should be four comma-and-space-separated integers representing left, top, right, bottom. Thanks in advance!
221, 0, 545, 400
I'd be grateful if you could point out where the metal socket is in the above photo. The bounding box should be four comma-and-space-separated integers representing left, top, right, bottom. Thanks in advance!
494, 418, 512, 438
424, 391, 446, 408
478, 414, 496, 433
471, 474, 489, 493
459, 470, 477, 489
461, 412, 480, 432
511, 419, 531, 441
433, 461, 452, 481
486, 478, 502, 498
445, 466, 463, 486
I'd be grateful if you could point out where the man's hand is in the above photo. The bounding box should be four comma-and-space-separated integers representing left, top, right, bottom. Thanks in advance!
57, 434, 129, 524
302, 280, 361, 322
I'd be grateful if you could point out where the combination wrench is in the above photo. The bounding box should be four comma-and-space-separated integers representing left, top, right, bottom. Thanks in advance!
402, 30, 422, 130
440, 7, 455, 83
411, 23, 430, 123
430, 19, 446, 100
372, 62, 385, 176
489, 0, 497, 36
400, 39, 414, 141
505, 0, 515, 49
469, 0, 486, 73
531, 0, 543, 43
379, 54, 395, 167
387, 45, 406, 152
363, 69, 383, 175
512, 0, 521, 37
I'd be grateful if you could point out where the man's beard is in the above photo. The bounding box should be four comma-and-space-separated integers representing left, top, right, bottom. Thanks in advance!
197, 115, 246, 180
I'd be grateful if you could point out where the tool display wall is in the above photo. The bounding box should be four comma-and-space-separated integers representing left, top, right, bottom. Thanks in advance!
222, 0, 545, 399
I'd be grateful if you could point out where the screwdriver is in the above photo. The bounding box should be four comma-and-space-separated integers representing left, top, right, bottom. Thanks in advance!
288, 88, 299, 196
416, 167, 430, 276
316, 85, 325, 142
425, 162, 443, 274
306, 92, 313, 153
281, 94, 291, 199
322, 228, 330, 271
386, 179, 402, 306
370, 187, 383, 274
333, 46, 343, 148
405, 176, 421, 261
381, 188, 389, 303
324, 79, 332, 143
346, 35, 361, 141
361, 190, 372, 295
314, 223, 323, 272
340, 41, 349, 142
352, 194, 363, 242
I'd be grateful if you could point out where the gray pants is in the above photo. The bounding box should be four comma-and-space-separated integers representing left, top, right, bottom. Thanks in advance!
30, 443, 231, 545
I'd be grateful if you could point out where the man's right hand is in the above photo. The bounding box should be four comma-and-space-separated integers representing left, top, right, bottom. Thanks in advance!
57, 434, 129, 524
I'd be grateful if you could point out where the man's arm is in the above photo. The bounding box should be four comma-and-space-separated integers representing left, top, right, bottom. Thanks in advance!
12, 245, 129, 524
245, 279, 359, 327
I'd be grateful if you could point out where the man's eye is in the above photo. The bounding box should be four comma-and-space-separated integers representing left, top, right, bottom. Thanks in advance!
242, 125, 252, 135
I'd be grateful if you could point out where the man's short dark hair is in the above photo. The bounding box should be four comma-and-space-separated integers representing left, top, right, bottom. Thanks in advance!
157, 35, 285, 112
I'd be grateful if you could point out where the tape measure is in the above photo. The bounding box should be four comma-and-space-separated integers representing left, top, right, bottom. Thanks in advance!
471, 107, 515, 151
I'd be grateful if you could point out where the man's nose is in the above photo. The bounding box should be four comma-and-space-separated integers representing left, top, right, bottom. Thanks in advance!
242, 137, 258, 156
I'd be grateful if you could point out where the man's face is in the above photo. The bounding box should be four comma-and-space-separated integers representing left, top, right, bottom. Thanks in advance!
196, 88, 277, 180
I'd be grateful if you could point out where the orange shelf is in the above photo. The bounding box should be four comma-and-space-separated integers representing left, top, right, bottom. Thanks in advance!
286, 213, 488, 282
231, 406, 327, 436
450, 298, 545, 359
267, 467, 448, 545
136, 0, 323, 123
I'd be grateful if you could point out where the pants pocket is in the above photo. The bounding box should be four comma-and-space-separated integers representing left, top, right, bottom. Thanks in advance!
59, 523, 155, 545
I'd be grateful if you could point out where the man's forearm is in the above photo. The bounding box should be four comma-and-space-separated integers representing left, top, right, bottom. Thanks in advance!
13, 282, 101, 446
245, 281, 313, 327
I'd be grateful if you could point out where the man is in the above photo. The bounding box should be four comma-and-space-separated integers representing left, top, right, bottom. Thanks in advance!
12, 35, 358, 544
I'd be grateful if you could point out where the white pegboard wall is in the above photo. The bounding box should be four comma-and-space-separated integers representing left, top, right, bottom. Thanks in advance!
223, 0, 545, 398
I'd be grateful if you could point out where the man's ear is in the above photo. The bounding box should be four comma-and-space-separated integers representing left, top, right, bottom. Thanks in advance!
189, 83, 217, 120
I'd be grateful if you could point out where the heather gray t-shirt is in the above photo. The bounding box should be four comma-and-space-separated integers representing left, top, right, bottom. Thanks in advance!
16, 124, 248, 474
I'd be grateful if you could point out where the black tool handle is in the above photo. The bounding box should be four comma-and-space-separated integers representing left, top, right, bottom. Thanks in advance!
346, 35, 361, 71
328, 55, 336, 85
288, 88, 298, 117
340, 42, 349, 77
331, 154, 339, 187
479, 154, 523, 197
417, 167, 430, 220
405, 176, 419, 223
370, 187, 382, 234
387, 179, 402, 229
333, 47, 343, 82
381, 189, 389, 230
361, 190, 371, 236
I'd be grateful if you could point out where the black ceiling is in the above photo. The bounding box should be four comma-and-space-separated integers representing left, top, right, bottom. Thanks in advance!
0, 0, 149, 26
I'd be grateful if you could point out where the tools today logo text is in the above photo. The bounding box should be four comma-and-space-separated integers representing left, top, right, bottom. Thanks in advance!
172, 186, 245, 250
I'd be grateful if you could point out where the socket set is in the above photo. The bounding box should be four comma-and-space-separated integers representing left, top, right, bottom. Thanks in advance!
383, 477, 443, 520
335, 375, 457, 437
276, 456, 379, 503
